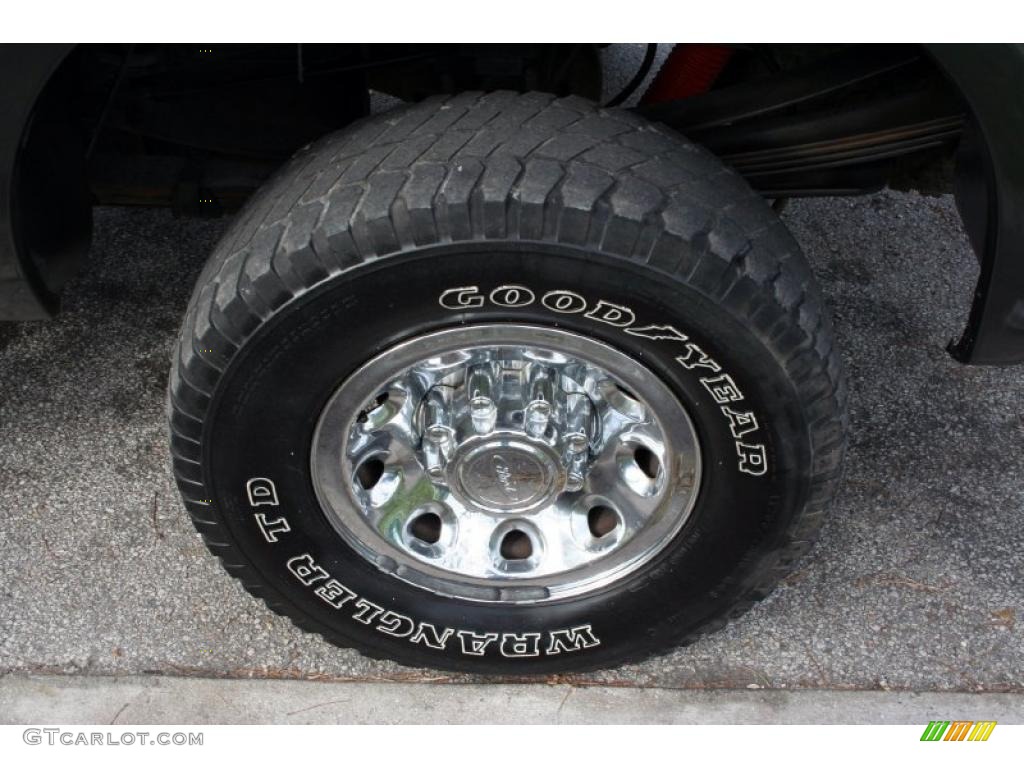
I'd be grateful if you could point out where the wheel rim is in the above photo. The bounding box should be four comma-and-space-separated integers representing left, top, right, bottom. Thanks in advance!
311, 324, 702, 603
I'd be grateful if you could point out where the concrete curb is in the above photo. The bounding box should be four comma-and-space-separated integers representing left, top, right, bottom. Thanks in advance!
2, 675, 1022, 724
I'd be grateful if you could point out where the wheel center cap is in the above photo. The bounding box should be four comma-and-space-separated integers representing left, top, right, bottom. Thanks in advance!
453, 440, 560, 512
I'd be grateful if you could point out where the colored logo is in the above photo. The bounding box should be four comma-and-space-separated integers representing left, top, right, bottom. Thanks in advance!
920, 721, 997, 742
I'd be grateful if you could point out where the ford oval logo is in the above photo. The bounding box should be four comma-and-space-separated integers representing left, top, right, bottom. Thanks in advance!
491, 454, 519, 500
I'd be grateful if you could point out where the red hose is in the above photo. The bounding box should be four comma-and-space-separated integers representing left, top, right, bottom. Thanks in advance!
641, 44, 733, 104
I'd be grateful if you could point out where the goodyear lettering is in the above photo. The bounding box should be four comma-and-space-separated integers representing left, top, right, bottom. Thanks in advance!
438, 284, 769, 476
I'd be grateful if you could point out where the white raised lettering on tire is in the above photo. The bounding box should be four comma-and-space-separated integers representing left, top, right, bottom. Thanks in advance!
284, 552, 601, 659
246, 476, 292, 542
438, 286, 485, 309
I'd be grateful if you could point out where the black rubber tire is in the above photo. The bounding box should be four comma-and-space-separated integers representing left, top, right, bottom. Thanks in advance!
169, 91, 848, 674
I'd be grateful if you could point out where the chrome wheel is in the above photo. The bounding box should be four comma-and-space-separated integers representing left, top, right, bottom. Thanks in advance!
311, 325, 701, 603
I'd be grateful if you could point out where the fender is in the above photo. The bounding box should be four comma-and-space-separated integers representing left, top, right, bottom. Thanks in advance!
926, 44, 1024, 365
0, 43, 77, 320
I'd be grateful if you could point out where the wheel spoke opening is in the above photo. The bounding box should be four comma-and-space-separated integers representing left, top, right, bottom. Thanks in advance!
633, 445, 660, 480
356, 457, 385, 490
500, 529, 534, 560
587, 504, 620, 538
357, 391, 391, 423
408, 510, 442, 544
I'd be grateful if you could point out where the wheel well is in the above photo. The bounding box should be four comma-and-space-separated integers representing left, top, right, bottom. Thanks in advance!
11, 43, 972, 315
34, 44, 604, 218
25, 44, 966, 215
14, 51, 93, 301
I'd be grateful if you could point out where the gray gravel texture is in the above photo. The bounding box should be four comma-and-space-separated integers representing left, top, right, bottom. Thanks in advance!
0, 185, 1021, 691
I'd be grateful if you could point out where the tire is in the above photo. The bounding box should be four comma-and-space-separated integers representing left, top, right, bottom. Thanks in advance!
169, 91, 847, 674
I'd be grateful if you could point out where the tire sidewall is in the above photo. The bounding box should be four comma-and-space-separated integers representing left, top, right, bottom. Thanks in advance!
204, 243, 810, 673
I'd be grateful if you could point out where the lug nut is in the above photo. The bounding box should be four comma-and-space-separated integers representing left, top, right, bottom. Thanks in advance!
467, 364, 495, 401
566, 432, 588, 452
423, 443, 447, 482
467, 364, 498, 434
524, 365, 555, 438
525, 400, 552, 438
564, 393, 593, 448
564, 451, 588, 492
560, 393, 594, 489
470, 396, 497, 434
426, 460, 446, 480
428, 428, 452, 444
528, 365, 554, 403
423, 389, 455, 464
565, 473, 585, 492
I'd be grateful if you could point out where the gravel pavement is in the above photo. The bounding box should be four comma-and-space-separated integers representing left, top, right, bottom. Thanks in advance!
0, 188, 1021, 692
